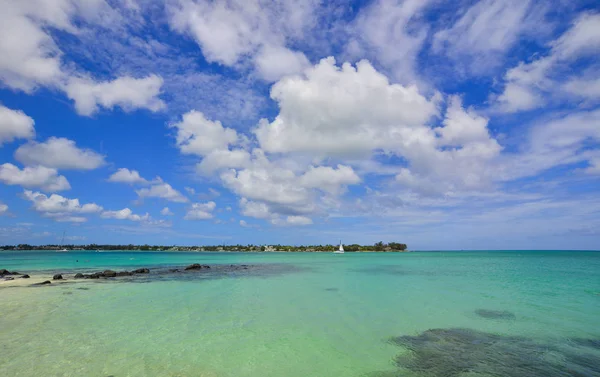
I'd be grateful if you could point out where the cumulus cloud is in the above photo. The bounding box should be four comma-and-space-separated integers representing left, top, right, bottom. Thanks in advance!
299, 165, 361, 195
22, 190, 102, 222
0, 105, 35, 145
495, 13, 600, 112
15, 137, 105, 170
136, 180, 188, 203
167, 0, 318, 80
0, 0, 165, 117
0, 163, 70, 191
108, 168, 148, 184
101, 208, 150, 221
0, 202, 8, 215
184, 201, 216, 220
170, 110, 238, 157
161, 207, 174, 216
255, 57, 439, 158
65, 75, 166, 116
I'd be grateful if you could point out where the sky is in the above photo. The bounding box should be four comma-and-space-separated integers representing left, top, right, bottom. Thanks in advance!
0, 0, 599, 250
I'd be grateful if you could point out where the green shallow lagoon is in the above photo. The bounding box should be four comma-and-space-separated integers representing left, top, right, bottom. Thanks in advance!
1, 251, 600, 377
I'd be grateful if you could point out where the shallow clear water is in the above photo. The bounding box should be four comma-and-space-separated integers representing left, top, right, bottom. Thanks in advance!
1, 251, 599, 377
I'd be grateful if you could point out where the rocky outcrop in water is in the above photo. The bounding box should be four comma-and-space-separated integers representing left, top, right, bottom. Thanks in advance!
474, 309, 516, 320
32, 280, 51, 286
132, 268, 149, 274
21, 274, 30, 279
53, 274, 63, 280
184, 263, 203, 270
0, 269, 20, 276
388, 328, 600, 377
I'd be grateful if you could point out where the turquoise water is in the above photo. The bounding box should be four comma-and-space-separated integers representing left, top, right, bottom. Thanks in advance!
1, 251, 599, 376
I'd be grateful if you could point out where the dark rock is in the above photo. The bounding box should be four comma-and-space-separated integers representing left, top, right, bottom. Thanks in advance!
53, 274, 63, 280
132, 268, 149, 274
116, 271, 132, 276
203, 265, 210, 269
74, 273, 84, 279
0, 269, 19, 276
169, 269, 180, 273
21, 274, 30, 279
32, 280, 51, 286
389, 328, 600, 377
324, 287, 339, 292
572, 338, 600, 350
85, 273, 101, 279
185, 263, 203, 270
4, 277, 14, 281
475, 309, 516, 320
102, 270, 117, 278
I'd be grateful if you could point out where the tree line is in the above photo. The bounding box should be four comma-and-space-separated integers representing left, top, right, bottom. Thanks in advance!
0, 242, 408, 252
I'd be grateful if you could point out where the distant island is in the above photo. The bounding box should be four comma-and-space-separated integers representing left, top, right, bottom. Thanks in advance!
0, 241, 408, 252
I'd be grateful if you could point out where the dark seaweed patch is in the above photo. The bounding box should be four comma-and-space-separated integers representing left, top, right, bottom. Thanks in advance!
571, 338, 600, 350
475, 309, 516, 320
388, 328, 600, 377
324, 288, 339, 292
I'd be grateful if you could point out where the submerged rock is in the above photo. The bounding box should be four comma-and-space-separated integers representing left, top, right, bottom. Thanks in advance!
102, 270, 117, 278
4, 277, 14, 281
32, 280, 52, 286
74, 273, 84, 279
474, 309, 516, 320
184, 263, 203, 270
21, 274, 30, 279
53, 274, 63, 280
132, 268, 149, 274
116, 271, 132, 277
389, 328, 600, 377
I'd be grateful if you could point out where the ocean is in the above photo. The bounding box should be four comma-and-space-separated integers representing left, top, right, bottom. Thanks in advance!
1, 250, 599, 377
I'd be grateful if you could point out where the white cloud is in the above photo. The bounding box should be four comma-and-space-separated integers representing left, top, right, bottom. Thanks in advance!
299, 165, 361, 195
254, 45, 310, 82
563, 76, 600, 101
0, 105, 35, 145
161, 207, 174, 216
108, 168, 148, 184
167, 0, 318, 80
136, 180, 188, 203
101, 208, 150, 221
255, 57, 439, 158
170, 110, 238, 157
278, 215, 312, 226
65, 75, 166, 116
0, 202, 8, 215
432, 0, 533, 74
184, 201, 216, 220
23, 190, 103, 214
0, 163, 70, 191
22, 190, 102, 222
0, 0, 68, 92
495, 13, 600, 112
197, 149, 251, 174
15, 137, 105, 170
239, 219, 249, 227
347, 0, 431, 84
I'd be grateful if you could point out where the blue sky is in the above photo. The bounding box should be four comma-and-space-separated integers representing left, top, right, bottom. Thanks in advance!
0, 0, 599, 250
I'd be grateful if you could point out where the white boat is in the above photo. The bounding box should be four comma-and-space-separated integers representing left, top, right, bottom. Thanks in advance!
334, 241, 344, 254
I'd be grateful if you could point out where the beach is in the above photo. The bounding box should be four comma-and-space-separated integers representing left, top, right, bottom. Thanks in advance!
1, 250, 599, 377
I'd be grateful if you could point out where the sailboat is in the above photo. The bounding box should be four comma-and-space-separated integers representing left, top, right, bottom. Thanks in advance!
58, 231, 68, 252
333, 240, 344, 254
